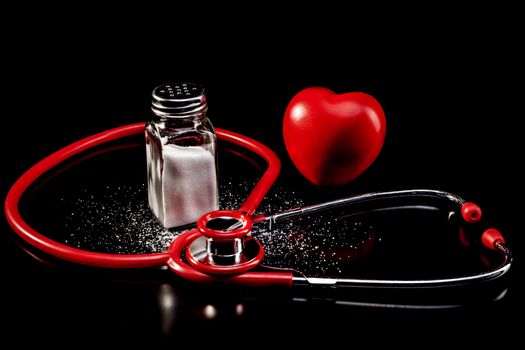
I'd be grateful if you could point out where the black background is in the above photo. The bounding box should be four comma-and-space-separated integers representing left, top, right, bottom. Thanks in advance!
2, 15, 523, 345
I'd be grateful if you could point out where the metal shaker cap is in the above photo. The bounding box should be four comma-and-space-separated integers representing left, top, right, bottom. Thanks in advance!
151, 82, 207, 117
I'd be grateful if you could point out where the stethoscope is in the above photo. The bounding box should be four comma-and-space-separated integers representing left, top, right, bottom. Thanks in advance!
4, 123, 512, 288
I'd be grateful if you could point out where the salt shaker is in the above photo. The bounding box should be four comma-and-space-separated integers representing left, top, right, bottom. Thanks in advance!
145, 82, 218, 228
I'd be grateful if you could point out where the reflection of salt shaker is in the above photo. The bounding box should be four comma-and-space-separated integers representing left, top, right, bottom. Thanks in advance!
145, 82, 218, 228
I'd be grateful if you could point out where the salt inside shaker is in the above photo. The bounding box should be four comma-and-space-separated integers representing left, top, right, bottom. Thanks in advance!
145, 82, 218, 228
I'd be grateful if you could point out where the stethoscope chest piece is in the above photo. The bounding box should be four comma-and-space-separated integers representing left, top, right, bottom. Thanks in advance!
183, 210, 264, 275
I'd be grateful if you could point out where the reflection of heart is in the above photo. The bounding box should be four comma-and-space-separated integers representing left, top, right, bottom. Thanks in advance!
283, 87, 386, 186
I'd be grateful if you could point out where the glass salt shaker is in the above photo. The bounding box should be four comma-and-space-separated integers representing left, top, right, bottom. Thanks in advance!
145, 82, 218, 228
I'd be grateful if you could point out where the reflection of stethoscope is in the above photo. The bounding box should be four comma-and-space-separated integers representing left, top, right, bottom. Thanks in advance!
4, 123, 512, 288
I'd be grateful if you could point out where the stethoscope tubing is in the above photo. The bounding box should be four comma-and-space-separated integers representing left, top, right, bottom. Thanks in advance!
4, 123, 280, 269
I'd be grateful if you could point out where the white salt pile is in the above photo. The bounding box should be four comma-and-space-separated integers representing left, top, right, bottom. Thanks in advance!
150, 144, 218, 228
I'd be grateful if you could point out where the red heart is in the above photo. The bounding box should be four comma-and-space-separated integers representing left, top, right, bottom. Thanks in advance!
283, 87, 386, 186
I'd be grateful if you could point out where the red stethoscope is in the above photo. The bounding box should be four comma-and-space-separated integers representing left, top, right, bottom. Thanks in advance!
4, 123, 512, 288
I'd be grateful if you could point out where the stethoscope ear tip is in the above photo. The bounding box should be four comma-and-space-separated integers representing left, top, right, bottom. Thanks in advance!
482, 228, 505, 251
461, 202, 482, 223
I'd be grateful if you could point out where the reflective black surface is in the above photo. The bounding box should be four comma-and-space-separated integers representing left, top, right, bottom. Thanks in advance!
2, 31, 523, 343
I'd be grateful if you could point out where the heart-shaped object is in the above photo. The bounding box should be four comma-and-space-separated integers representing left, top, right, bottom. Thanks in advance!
283, 87, 386, 186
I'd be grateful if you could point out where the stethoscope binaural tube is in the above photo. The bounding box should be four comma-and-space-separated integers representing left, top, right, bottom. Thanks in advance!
273, 190, 512, 288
